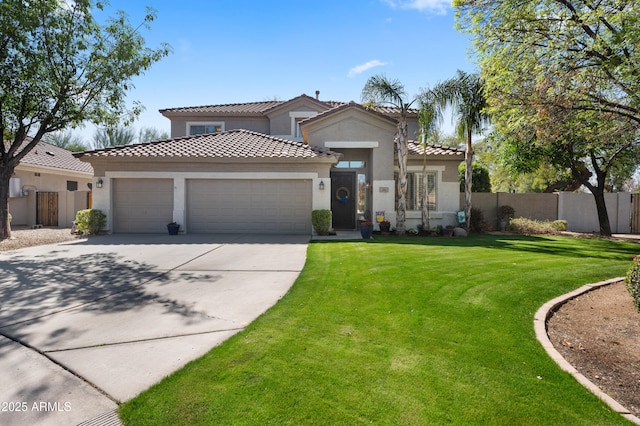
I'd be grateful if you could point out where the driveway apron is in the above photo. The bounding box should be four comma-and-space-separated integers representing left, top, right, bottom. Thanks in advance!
0, 234, 308, 426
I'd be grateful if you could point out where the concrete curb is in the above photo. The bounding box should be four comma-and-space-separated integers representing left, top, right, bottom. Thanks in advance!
534, 277, 640, 425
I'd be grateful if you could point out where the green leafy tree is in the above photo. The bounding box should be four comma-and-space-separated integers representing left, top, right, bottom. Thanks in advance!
432, 70, 490, 233
458, 163, 491, 193
362, 75, 416, 235
138, 127, 169, 143
47, 131, 89, 152
455, 0, 640, 235
0, 0, 170, 239
93, 126, 137, 149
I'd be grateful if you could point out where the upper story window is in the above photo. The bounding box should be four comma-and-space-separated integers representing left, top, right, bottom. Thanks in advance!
187, 122, 225, 135
289, 112, 317, 139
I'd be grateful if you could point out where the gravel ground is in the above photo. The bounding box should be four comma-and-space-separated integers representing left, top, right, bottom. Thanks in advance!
0, 227, 86, 252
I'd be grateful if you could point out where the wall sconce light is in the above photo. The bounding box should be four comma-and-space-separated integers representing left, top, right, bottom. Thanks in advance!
319, 180, 325, 190
96, 178, 103, 189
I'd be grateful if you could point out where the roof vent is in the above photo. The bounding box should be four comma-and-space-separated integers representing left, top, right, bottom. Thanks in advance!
315, 90, 320, 100
45, 151, 55, 156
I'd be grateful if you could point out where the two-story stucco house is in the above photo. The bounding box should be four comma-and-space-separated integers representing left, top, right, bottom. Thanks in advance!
76, 93, 463, 234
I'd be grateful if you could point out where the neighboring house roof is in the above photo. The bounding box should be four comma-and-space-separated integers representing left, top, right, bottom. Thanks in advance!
18, 140, 93, 174
407, 141, 465, 157
75, 129, 341, 160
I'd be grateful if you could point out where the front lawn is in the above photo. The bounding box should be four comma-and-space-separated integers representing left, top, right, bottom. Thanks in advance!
120, 235, 638, 425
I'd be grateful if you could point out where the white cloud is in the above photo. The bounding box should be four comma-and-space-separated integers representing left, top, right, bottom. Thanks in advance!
382, 0, 451, 14
348, 60, 388, 77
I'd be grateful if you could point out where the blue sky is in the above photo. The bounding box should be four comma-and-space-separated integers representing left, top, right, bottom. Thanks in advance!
81, 0, 476, 140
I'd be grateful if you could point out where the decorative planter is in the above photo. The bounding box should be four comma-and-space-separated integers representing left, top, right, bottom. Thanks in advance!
379, 222, 391, 232
360, 225, 373, 239
441, 228, 453, 237
167, 223, 180, 235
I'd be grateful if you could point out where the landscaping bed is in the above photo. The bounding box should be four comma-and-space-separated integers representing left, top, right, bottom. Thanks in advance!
547, 281, 640, 418
0, 227, 84, 252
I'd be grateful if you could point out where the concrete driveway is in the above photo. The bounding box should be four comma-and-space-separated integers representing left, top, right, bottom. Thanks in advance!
0, 233, 309, 426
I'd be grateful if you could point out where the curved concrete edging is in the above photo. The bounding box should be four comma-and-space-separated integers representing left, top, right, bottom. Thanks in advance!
534, 277, 640, 425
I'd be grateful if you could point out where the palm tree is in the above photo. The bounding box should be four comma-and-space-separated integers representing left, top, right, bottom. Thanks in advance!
362, 75, 415, 235
432, 71, 490, 233
417, 88, 444, 231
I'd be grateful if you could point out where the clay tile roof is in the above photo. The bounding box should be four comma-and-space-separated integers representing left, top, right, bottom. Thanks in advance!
19, 140, 93, 174
159, 96, 413, 117
300, 101, 398, 127
75, 129, 341, 160
159, 101, 283, 115
407, 140, 465, 157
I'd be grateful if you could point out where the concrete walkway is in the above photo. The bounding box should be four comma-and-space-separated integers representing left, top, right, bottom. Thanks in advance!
0, 234, 308, 426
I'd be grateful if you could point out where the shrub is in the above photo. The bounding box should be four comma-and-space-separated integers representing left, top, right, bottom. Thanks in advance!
551, 220, 568, 231
469, 207, 490, 234
311, 210, 332, 236
498, 205, 515, 221
75, 209, 106, 235
624, 256, 640, 312
509, 218, 560, 235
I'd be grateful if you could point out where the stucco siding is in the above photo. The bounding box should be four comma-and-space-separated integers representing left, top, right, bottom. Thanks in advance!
169, 116, 270, 138
10, 168, 92, 227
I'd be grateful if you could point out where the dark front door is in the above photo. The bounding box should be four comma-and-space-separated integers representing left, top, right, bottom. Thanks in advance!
331, 171, 356, 230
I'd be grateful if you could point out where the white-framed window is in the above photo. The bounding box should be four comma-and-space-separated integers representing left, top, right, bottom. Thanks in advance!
396, 171, 437, 210
187, 121, 225, 135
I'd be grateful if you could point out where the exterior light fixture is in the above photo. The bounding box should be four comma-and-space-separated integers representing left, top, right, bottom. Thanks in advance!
96, 178, 103, 189
319, 180, 325, 190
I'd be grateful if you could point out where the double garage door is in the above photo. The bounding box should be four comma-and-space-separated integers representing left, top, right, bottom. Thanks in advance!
187, 179, 311, 234
113, 178, 311, 234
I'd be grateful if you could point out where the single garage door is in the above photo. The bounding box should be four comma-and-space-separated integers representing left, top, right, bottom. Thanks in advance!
113, 178, 173, 233
187, 179, 311, 234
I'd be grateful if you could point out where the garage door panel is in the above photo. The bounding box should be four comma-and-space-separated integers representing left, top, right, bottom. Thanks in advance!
187, 179, 311, 234
114, 179, 174, 233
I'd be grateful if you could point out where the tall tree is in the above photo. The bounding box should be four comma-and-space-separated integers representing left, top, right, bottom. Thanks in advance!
93, 126, 137, 149
417, 88, 443, 231
432, 71, 490, 233
0, 0, 170, 239
455, 0, 640, 235
362, 75, 415, 235
138, 127, 169, 143
47, 130, 89, 152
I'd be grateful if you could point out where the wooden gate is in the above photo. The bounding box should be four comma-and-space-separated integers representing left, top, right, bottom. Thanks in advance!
37, 192, 58, 226
632, 194, 640, 234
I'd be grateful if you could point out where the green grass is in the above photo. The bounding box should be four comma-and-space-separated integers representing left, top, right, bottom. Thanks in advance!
119, 235, 638, 425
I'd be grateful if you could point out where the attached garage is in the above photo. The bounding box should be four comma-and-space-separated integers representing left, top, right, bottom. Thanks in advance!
76, 130, 339, 235
187, 179, 311, 234
113, 178, 173, 233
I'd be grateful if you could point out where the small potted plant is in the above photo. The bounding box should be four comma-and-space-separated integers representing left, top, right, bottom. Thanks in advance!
167, 221, 180, 235
360, 221, 373, 239
378, 220, 391, 233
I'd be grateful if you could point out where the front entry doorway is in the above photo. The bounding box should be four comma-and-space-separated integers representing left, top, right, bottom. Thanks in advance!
331, 171, 356, 230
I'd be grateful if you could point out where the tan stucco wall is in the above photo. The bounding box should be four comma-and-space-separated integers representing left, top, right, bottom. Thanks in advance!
407, 157, 462, 183
168, 116, 270, 138
10, 166, 92, 227
266, 99, 327, 137
87, 158, 335, 178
